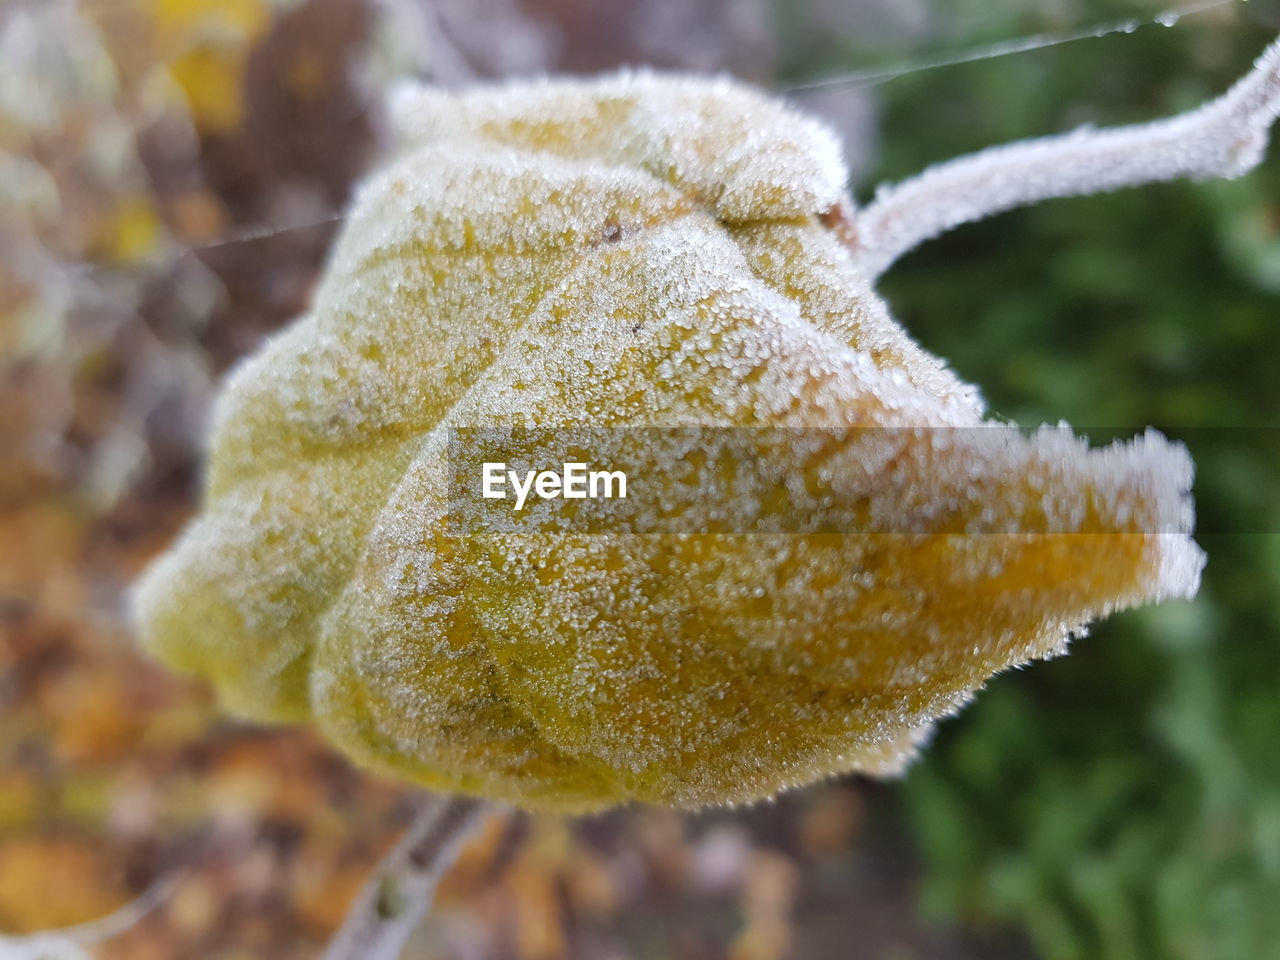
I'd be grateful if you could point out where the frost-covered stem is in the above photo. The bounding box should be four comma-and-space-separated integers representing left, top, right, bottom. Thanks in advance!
0, 874, 177, 958
322, 794, 485, 960
851, 35, 1280, 279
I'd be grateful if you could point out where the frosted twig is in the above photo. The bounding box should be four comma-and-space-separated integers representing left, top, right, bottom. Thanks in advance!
0, 873, 178, 960
850, 35, 1280, 278
321, 794, 486, 960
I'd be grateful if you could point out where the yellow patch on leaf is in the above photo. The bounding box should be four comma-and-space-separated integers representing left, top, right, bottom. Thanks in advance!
152, 0, 271, 131
0, 836, 130, 932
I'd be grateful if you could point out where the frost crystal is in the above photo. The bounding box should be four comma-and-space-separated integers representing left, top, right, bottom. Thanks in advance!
133, 68, 1216, 812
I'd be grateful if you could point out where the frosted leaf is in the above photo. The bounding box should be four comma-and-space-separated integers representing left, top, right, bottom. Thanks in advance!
134, 70, 1205, 812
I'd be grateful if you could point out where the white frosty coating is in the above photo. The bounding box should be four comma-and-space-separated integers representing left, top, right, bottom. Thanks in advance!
134, 69, 1207, 812
389, 68, 849, 223
853, 35, 1280, 277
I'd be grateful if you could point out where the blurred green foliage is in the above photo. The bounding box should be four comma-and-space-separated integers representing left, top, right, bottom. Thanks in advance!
780, 2, 1280, 958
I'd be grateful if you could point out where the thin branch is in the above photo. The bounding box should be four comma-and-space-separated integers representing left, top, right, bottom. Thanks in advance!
850, 35, 1280, 278
0, 873, 178, 960
321, 794, 486, 960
